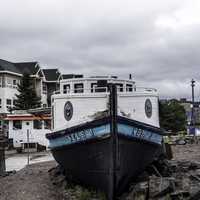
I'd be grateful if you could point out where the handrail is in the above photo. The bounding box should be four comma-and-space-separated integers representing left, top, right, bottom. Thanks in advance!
53, 86, 157, 95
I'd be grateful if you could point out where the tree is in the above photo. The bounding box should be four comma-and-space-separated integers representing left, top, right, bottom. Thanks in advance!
159, 99, 186, 133
14, 73, 41, 110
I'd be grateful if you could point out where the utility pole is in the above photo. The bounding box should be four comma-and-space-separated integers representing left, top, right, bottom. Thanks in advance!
191, 79, 195, 127
0, 114, 6, 175
27, 129, 30, 166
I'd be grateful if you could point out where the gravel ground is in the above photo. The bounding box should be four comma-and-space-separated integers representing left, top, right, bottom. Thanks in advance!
0, 161, 66, 200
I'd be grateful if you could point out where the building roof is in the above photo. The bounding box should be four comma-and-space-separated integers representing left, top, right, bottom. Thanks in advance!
42, 69, 61, 82
0, 59, 39, 75
14, 62, 39, 75
0, 59, 21, 74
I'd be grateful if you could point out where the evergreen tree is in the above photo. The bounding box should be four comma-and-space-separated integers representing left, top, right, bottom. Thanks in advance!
14, 73, 41, 110
159, 99, 186, 133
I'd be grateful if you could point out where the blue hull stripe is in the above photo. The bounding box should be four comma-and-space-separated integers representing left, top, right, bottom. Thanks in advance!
49, 124, 110, 149
49, 123, 162, 149
118, 123, 162, 145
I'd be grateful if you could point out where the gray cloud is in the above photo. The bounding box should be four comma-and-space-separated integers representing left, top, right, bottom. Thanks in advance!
0, 0, 199, 99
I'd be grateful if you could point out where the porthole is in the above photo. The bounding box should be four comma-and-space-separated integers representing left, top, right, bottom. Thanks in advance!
145, 99, 152, 118
64, 101, 73, 121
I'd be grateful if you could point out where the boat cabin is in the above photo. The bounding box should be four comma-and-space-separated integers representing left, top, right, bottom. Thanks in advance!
52, 76, 160, 131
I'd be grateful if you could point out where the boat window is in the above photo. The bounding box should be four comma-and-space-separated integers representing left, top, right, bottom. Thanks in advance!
116, 84, 123, 92
63, 84, 70, 94
91, 82, 107, 92
33, 120, 42, 129
13, 120, 22, 130
74, 83, 84, 93
126, 84, 133, 92
91, 83, 97, 93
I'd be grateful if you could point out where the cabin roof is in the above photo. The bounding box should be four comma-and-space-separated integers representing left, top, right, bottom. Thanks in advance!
62, 74, 83, 79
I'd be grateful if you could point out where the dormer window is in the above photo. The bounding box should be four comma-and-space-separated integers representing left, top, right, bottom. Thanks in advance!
74, 83, 83, 93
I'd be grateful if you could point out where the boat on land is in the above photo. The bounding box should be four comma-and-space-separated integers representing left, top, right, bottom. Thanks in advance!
46, 76, 163, 199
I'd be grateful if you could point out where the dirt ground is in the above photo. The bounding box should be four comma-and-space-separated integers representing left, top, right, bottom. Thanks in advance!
0, 161, 66, 200
171, 144, 200, 162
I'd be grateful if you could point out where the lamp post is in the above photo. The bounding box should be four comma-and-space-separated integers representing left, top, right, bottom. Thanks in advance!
191, 79, 195, 127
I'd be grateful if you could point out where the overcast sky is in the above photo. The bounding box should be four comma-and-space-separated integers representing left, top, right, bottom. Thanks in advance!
0, 0, 200, 99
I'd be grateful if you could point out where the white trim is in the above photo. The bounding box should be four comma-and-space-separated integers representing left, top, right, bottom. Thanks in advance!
43, 80, 57, 83
36, 67, 46, 80
57, 72, 62, 81
0, 71, 22, 77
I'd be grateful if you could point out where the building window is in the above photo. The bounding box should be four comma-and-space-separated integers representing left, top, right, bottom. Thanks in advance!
42, 83, 47, 94
44, 120, 51, 129
0, 99, 2, 109
7, 78, 12, 87
33, 120, 42, 129
13, 120, 22, 130
43, 104, 47, 108
74, 83, 83, 93
13, 99, 17, 106
63, 84, 70, 94
6, 99, 12, 111
0, 77, 2, 87
13, 80, 17, 88
126, 84, 133, 92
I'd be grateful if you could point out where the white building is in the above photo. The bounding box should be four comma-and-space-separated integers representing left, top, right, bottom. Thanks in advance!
0, 59, 62, 113
0, 58, 63, 149
5, 113, 51, 150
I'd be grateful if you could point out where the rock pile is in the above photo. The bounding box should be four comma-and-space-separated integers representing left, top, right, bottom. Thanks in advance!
122, 159, 200, 200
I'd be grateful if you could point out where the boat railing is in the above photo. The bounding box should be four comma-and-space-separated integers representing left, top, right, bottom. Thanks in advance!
53, 86, 157, 95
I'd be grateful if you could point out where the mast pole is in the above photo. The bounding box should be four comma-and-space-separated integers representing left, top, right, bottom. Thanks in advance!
109, 84, 118, 200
